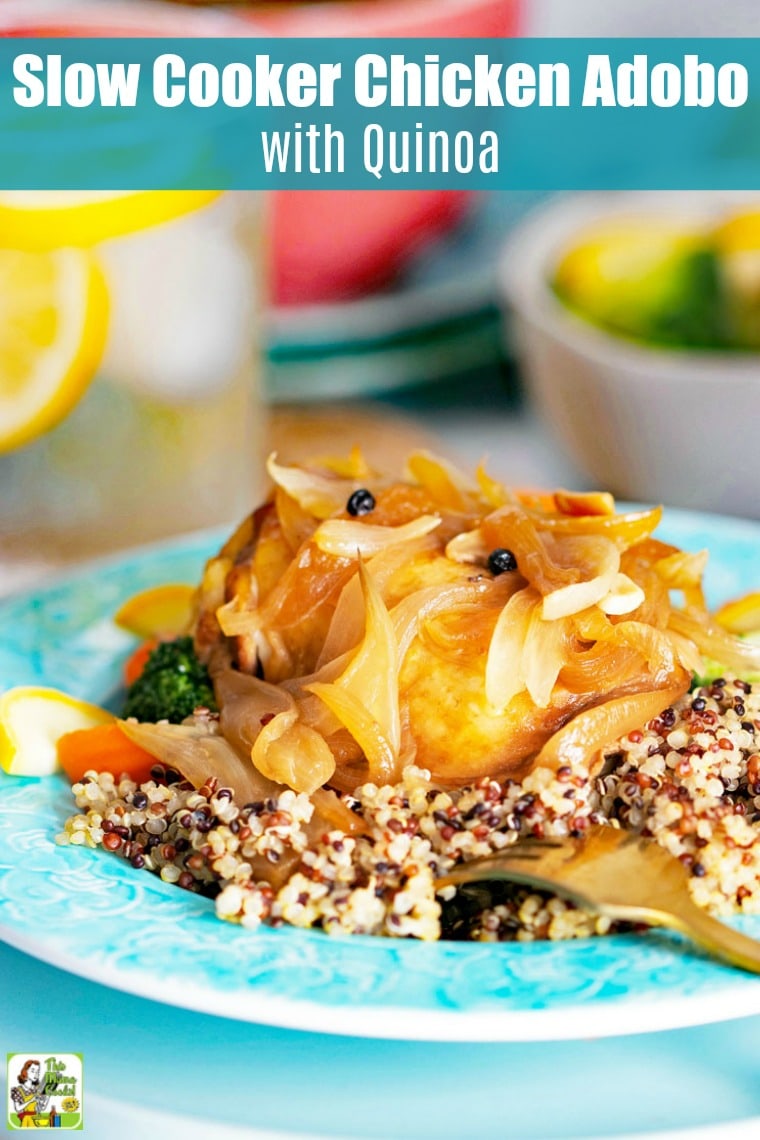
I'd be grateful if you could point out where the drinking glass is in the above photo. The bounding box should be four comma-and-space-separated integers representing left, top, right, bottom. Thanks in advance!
0, 1, 266, 577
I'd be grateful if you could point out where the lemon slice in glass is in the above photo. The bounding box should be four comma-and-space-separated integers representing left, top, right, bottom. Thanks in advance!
0, 190, 221, 250
0, 247, 109, 453
0, 686, 113, 777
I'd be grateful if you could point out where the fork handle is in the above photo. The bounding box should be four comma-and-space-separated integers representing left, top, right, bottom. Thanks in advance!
658, 899, 760, 974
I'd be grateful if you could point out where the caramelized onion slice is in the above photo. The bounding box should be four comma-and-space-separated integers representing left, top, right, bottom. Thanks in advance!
319, 445, 374, 481
541, 537, 620, 620
216, 597, 261, 639
314, 515, 441, 558
274, 485, 321, 553
669, 609, 760, 675
558, 642, 641, 696
655, 547, 709, 587
530, 505, 663, 549
597, 573, 646, 616
305, 681, 399, 785
573, 606, 618, 642
533, 681, 689, 776
445, 528, 489, 566
267, 453, 358, 519
476, 461, 514, 508
337, 560, 400, 750
613, 621, 682, 687
251, 709, 335, 795
307, 559, 401, 784
560, 612, 690, 695
522, 609, 572, 709
419, 602, 497, 659
667, 630, 705, 677
214, 667, 295, 758
119, 718, 280, 803
618, 540, 675, 629
393, 576, 513, 666
485, 587, 538, 711
405, 450, 477, 511
317, 535, 439, 668
655, 548, 709, 611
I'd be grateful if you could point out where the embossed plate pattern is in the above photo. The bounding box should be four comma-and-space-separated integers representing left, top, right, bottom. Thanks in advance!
3, 514, 760, 1041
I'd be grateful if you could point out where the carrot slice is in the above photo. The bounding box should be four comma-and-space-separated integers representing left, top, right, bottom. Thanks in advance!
58, 722, 157, 785
124, 638, 159, 687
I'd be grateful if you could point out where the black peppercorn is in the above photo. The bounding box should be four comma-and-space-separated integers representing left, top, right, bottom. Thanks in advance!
487, 548, 518, 575
346, 488, 376, 516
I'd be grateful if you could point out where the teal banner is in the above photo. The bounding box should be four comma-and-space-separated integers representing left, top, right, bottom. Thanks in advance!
0, 37, 757, 188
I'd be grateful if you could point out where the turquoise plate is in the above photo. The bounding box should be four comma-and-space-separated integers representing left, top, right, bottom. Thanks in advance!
3, 512, 760, 1042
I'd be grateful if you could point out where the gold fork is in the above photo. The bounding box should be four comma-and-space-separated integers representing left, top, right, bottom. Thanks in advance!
436, 824, 760, 973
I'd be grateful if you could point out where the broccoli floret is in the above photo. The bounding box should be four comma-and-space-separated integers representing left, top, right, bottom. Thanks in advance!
122, 636, 217, 724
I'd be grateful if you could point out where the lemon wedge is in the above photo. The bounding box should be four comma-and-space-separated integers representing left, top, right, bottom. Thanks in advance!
714, 591, 760, 636
553, 220, 727, 348
0, 191, 221, 251
554, 221, 700, 323
0, 686, 113, 777
114, 583, 196, 639
0, 247, 109, 454
714, 210, 760, 255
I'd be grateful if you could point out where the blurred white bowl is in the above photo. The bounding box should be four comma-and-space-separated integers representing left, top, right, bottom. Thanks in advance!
500, 191, 760, 519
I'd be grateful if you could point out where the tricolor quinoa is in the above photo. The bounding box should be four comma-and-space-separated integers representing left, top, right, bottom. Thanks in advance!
58, 676, 760, 942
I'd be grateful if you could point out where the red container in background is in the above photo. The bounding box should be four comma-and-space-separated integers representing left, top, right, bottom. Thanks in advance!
253, 0, 522, 305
